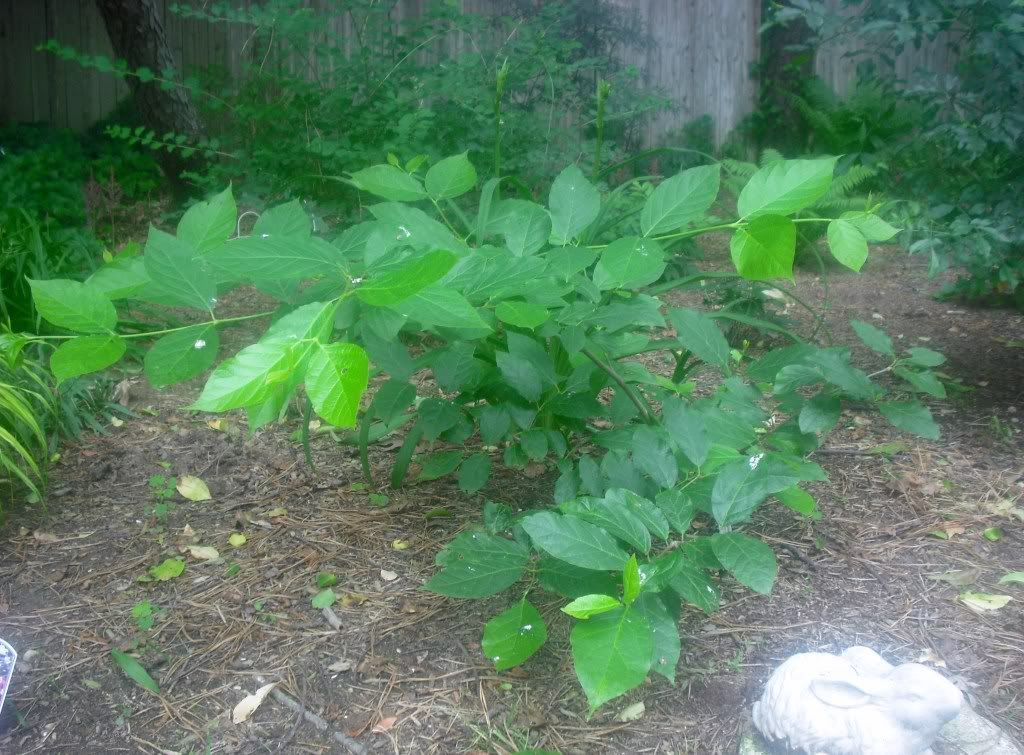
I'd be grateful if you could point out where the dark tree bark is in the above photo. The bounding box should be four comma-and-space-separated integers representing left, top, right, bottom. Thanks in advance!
95, 0, 203, 192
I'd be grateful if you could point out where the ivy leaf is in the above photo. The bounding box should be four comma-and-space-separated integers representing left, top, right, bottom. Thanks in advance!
496, 301, 550, 330
571, 605, 653, 712
521, 511, 629, 570
356, 250, 457, 306
51, 335, 126, 385
668, 308, 731, 370
827, 219, 869, 272
350, 164, 427, 202
879, 400, 940, 440
425, 152, 477, 200
711, 533, 777, 594
425, 531, 529, 598
737, 157, 837, 219
640, 163, 720, 235
562, 594, 622, 619
549, 164, 600, 245
592, 236, 666, 290
144, 325, 219, 387
729, 214, 796, 280
850, 319, 895, 356
143, 227, 217, 310
305, 342, 370, 428
176, 185, 236, 253
482, 598, 547, 670
28, 278, 117, 334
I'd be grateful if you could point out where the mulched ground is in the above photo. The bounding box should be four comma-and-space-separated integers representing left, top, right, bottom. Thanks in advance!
1, 247, 1022, 755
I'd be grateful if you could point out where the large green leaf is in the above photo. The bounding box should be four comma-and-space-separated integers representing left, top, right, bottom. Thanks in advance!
252, 199, 311, 238
350, 164, 427, 202
370, 203, 466, 255
28, 278, 118, 334
571, 605, 653, 712
522, 511, 629, 570
176, 186, 236, 253
86, 256, 150, 300
562, 497, 652, 554
458, 452, 492, 493
827, 219, 869, 272
51, 335, 126, 384
110, 649, 160, 694
662, 398, 710, 466
592, 236, 666, 290
425, 152, 477, 200
711, 533, 777, 594
207, 235, 342, 281
640, 163, 720, 236
432, 344, 485, 392
805, 348, 878, 399
491, 199, 551, 256
879, 400, 940, 439
737, 157, 837, 219
562, 593, 623, 619
191, 302, 334, 412
798, 392, 841, 434
549, 164, 600, 244
482, 598, 547, 670
305, 342, 369, 428
906, 347, 945, 367
850, 320, 894, 357
668, 308, 730, 370
143, 227, 217, 310
894, 367, 946, 398
356, 250, 457, 306
729, 214, 796, 280
840, 211, 899, 242
711, 455, 801, 527
144, 325, 220, 387
634, 592, 681, 683
667, 556, 720, 613
496, 351, 543, 402
387, 285, 490, 332
630, 426, 678, 488
424, 530, 529, 598
496, 301, 549, 330
537, 556, 619, 598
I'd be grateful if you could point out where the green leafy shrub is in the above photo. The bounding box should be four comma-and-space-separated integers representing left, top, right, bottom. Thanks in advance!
772, 0, 1024, 307
14, 150, 944, 710
43, 0, 667, 207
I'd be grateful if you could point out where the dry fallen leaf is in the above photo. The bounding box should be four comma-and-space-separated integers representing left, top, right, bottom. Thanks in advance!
959, 592, 1013, 612
380, 569, 398, 582
181, 524, 196, 538
523, 461, 546, 478
929, 568, 981, 587
187, 545, 220, 561
327, 659, 352, 673
206, 419, 223, 431
916, 649, 947, 668
391, 539, 410, 550
232, 682, 277, 724
32, 531, 60, 544
265, 507, 288, 518
372, 716, 398, 734
228, 533, 247, 547
617, 701, 646, 722
340, 592, 368, 608
177, 475, 212, 501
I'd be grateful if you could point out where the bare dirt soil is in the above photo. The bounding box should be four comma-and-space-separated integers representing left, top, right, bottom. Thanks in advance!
1, 248, 1022, 755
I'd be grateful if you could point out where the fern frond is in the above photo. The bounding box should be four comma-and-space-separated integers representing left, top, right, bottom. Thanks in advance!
759, 148, 785, 167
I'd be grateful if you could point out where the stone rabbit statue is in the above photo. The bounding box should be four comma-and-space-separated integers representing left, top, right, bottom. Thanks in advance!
752, 646, 963, 755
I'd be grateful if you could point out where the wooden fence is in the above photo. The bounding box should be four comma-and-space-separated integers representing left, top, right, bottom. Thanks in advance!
0, 0, 957, 145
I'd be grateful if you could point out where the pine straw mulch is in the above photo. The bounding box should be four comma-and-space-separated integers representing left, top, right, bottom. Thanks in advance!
1, 250, 1023, 755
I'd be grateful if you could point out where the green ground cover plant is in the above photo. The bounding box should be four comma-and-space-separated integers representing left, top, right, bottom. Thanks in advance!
7, 148, 948, 710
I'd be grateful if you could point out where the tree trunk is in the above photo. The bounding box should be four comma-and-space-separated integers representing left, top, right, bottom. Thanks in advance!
95, 0, 203, 192
758, 1, 815, 155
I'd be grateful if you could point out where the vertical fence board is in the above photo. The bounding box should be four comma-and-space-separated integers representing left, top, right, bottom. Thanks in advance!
1, 0, 959, 145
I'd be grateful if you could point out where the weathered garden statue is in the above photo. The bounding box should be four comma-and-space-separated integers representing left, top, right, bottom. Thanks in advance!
752, 646, 963, 754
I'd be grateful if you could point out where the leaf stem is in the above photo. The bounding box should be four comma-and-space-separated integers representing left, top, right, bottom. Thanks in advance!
27, 311, 275, 342
581, 347, 655, 424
